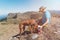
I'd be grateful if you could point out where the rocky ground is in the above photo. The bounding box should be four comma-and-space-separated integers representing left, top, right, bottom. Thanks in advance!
0, 17, 60, 40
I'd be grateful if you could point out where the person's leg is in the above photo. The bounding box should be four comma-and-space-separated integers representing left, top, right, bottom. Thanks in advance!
42, 25, 48, 32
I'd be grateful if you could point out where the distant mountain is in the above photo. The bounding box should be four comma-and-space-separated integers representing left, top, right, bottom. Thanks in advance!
0, 10, 60, 22
7, 12, 41, 21
49, 10, 60, 14
49, 10, 60, 17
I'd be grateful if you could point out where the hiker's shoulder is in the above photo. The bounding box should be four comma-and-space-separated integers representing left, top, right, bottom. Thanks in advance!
45, 10, 50, 14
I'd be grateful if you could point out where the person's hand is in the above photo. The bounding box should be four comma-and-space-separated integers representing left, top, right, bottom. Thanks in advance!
40, 26, 43, 28
38, 25, 43, 28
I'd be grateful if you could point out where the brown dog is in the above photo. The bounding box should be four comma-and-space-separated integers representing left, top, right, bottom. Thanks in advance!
19, 19, 38, 34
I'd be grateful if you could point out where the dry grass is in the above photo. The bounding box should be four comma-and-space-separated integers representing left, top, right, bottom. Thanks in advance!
0, 17, 60, 40
0, 24, 19, 40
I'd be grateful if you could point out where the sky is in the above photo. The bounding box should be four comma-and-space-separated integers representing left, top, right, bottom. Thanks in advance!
0, 0, 60, 19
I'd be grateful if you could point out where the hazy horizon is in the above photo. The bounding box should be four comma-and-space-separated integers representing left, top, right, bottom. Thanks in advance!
0, 0, 60, 19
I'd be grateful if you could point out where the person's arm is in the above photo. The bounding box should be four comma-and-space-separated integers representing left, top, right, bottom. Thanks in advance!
41, 19, 49, 27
